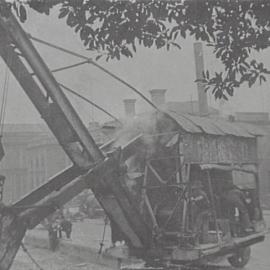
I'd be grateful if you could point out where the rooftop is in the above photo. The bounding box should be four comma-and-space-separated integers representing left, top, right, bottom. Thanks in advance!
166, 110, 265, 137
2, 123, 49, 134
165, 101, 219, 116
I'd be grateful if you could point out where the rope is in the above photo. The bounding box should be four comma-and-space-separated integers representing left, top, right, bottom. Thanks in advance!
59, 83, 122, 124
21, 242, 45, 270
0, 69, 8, 132
98, 216, 109, 255
28, 33, 159, 111
0, 49, 12, 135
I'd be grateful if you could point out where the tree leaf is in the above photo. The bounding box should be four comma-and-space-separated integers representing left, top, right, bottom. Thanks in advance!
95, 55, 103, 61
19, 5, 27, 23
171, 42, 181, 50
59, 8, 69, 19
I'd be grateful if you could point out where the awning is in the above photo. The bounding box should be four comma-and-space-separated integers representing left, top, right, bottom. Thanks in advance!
200, 164, 257, 189
200, 164, 257, 174
232, 170, 256, 189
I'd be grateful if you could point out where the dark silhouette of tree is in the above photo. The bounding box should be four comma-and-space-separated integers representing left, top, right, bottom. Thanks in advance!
2, 0, 270, 99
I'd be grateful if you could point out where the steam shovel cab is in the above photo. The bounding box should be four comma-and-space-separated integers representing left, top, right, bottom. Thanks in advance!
171, 163, 266, 268
106, 111, 267, 269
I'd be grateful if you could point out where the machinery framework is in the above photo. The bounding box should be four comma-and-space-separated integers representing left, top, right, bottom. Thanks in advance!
0, 3, 267, 270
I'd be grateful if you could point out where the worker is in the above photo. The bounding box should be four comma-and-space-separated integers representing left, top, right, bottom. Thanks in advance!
0, 137, 4, 162
0, 174, 5, 201
190, 180, 210, 245
48, 224, 59, 251
111, 220, 125, 246
60, 218, 72, 239
223, 183, 253, 236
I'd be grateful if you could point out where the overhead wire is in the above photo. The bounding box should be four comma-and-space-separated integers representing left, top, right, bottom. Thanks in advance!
28, 33, 159, 111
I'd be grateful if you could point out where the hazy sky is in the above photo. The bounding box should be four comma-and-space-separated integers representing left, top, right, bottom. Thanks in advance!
1, 7, 270, 126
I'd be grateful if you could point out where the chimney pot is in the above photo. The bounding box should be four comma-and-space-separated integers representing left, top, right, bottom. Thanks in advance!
123, 99, 136, 117
149, 89, 167, 107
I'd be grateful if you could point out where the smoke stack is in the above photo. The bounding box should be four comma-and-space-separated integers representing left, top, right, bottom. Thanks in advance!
193, 42, 208, 116
149, 89, 166, 107
123, 99, 136, 117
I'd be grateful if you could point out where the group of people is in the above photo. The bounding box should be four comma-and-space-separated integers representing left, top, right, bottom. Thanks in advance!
190, 179, 254, 245
47, 214, 73, 251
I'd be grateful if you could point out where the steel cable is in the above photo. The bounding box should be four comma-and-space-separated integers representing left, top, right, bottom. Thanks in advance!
28, 33, 159, 111
59, 82, 122, 124
29, 59, 90, 75
21, 243, 45, 270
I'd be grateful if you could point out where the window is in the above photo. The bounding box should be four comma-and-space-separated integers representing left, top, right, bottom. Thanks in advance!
268, 171, 270, 192
40, 154, 45, 169
36, 157, 39, 169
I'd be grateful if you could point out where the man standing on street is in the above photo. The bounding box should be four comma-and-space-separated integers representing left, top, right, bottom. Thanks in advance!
223, 183, 253, 236
190, 180, 210, 246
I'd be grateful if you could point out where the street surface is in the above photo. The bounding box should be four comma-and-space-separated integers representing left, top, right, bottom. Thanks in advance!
11, 215, 270, 270
12, 247, 111, 270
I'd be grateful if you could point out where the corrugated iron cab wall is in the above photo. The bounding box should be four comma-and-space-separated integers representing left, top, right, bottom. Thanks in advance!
182, 134, 257, 164
113, 110, 261, 166
157, 111, 260, 166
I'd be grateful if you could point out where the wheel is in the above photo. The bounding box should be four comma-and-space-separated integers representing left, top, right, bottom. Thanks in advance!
228, 246, 251, 268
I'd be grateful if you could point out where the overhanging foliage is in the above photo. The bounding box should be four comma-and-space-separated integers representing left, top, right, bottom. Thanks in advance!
1, 0, 270, 99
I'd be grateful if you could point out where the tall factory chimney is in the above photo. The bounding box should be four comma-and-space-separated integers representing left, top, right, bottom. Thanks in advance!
149, 89, 167, 108
123, 99, 136, 117
193, 42, 208, 116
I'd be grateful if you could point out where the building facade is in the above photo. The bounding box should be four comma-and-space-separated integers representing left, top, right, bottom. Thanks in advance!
0, 124, 48, 203
0, 122, 107, 204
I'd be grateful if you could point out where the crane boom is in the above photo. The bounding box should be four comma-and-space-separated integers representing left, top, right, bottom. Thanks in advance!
0, 7, 104, 167
0, 5, 150, 270
0, 4, 266, 270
